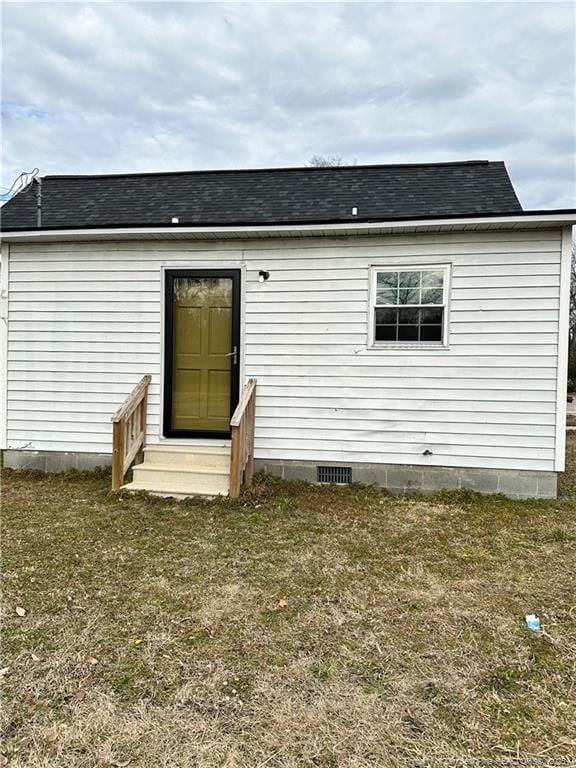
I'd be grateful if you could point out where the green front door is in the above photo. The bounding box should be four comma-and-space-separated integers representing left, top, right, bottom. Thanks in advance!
164, 270, 240, 437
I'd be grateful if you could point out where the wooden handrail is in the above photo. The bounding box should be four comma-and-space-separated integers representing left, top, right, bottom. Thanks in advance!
229, 378, 257, 498
111, 375, 151, 491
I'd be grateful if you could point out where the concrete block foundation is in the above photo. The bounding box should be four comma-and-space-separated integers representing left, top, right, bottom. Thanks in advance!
255, 459, 557, 500
2, 450, 558, 500
3, 450, 111, 473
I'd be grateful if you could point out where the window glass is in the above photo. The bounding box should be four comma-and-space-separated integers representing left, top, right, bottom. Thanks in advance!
377, 272, 399, 289
376, 288, 398, 305
420, 287, 443, 304
422, 270, 443, 287
374, 268, 446, 344
399, 271, 421, 288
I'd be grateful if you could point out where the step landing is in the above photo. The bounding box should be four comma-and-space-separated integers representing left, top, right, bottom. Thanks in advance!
123, 444, 230, 498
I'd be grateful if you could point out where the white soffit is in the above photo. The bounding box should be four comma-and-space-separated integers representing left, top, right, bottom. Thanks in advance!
1, 212, 575, 243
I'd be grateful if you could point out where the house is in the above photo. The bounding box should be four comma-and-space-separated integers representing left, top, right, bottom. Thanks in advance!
1, 160, 574, 499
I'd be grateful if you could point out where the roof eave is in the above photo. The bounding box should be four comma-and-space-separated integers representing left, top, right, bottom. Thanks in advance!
1, 211, 575, 243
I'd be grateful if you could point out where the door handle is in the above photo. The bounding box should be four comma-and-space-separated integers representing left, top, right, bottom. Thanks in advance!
224, 346, 238, 365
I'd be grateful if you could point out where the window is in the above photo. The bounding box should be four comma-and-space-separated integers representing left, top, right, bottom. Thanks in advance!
371, 266, 449, 345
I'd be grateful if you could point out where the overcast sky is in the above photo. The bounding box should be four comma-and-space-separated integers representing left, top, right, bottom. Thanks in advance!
2, 1, 575, 209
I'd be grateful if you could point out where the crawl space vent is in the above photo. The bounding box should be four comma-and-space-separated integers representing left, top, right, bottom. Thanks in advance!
316, 466, 352, 484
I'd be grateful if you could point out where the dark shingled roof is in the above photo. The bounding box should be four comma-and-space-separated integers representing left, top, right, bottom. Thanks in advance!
0, 160, 523, 231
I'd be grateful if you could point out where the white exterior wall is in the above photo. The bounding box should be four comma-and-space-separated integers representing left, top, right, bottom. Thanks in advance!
0, 245, 7, 449
4, 228, 566, 472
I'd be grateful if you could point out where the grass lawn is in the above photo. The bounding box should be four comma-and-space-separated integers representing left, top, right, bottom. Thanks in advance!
2, 441, 576, 767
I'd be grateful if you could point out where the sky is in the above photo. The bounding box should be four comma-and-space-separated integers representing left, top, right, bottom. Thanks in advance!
1, 1, 575, 210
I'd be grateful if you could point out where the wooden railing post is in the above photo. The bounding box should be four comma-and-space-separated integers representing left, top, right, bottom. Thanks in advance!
112, 419, 125, 491
138, 387, 148, 464
244, 393, 255, 486
229, 424, 242, 499
229, 378, 257, 499
111, 375, 151, 491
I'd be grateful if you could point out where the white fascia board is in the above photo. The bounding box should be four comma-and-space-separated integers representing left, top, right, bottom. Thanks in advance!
1, 212, 576, 242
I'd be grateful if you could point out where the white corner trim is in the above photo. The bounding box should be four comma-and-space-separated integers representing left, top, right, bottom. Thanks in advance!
0, 242, 9, 450
555, 226, 572, 471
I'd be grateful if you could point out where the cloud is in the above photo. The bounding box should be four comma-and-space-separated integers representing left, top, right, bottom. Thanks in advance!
2, 1, 574, 209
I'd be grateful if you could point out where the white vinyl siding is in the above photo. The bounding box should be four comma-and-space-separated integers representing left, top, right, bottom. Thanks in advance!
5, 228, 563, 472
0, 244, 8, 449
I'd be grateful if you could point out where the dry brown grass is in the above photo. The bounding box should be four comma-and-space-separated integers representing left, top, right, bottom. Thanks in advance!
2, 444, 576, 767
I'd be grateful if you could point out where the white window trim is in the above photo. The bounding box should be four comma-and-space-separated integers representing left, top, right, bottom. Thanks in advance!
368, 263, 452, 349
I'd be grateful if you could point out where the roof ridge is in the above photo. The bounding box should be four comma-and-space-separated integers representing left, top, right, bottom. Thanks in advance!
43, 159, 495, 180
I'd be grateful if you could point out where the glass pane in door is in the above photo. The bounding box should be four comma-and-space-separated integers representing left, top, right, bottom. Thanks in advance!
172, 276, 233, 432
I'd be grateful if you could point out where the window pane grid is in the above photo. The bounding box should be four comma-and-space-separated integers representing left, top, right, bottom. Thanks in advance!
374, 268, 445, 344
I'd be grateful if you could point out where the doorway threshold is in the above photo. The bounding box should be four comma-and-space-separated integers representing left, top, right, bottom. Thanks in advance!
158, 437, 231, 448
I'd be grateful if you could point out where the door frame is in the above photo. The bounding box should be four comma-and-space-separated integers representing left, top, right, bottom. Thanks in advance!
162, 268, 241, 439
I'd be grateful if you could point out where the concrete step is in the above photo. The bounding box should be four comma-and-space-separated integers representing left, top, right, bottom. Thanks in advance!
143, 445, 230, 470
130, 463, 229, 496
123, 444, 231, 498
122, 486, 214, 500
